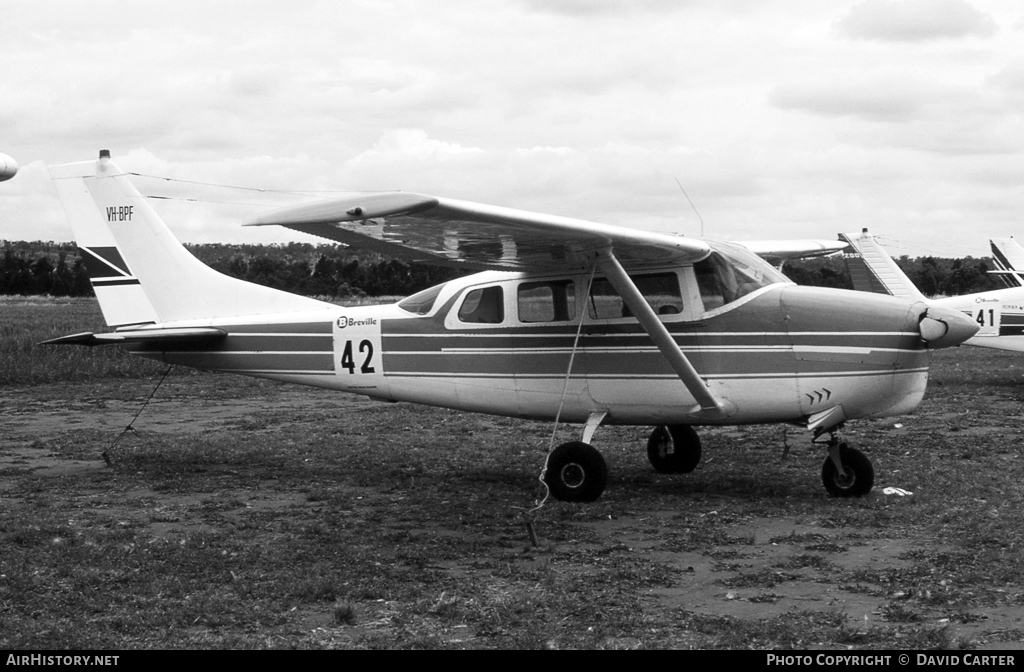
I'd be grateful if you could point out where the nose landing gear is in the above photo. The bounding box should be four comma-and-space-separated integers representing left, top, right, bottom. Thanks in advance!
646, 424, 702, 474
815, 426, 874, 497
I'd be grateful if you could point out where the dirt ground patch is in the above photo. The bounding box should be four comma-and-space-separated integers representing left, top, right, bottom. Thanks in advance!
2, 353, 1024, 649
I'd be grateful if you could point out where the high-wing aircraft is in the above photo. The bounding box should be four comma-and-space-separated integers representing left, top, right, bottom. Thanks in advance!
841, 229, 1024, 353
44, 152, 979, 502
0, 151, 18, 181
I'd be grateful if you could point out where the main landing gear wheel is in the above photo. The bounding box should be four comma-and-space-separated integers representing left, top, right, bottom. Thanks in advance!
821, 443, 874, 497
647, 425, 702, 474
544, 441, 608, 503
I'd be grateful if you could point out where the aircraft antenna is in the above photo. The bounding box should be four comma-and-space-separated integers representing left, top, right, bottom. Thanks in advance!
675, 178, 705, 239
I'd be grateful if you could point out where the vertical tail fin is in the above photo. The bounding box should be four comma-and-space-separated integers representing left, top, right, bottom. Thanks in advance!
839, 229, 926, 302
989, 237, 1024, 288
48, 151, 332, 327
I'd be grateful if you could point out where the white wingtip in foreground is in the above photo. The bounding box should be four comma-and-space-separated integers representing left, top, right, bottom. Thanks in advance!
0, 151, 18, 182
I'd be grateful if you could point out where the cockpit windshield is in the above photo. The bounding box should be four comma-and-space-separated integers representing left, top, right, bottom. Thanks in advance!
398, 282, 448, 315
694, 242, 789, 311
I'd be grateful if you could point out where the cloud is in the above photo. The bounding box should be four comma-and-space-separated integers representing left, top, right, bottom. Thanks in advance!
989, 58, 1024, 96
769, 75, 938, 123
835, 0, 997, 42
517, 0, 691, 16
347, 129, 482, 165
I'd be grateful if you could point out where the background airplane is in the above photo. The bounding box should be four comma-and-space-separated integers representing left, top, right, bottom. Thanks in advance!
989, 237, 1024, 288
44, 152, 978, 502
734, 239, 848, 271
0, 151, 18, 181
841, 229, 1024, 353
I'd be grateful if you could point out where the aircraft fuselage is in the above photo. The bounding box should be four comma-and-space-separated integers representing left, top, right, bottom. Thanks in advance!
931, 291, 1024, 353
130, 272, 932, 428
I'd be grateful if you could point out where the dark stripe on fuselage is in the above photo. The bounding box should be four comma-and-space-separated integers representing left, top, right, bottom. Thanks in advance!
131, 321, 336, 373
160, 352, 333, 372
986, 312, 1024, 337
92, 278, 141, 287
225, 322, 333, 334
379, 330, 920, 351
382, 346, 924, 378
379, 328, 924, 379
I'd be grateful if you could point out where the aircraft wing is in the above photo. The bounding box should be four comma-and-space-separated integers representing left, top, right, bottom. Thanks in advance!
245, 192, 712, 272
736, 239, 849, 265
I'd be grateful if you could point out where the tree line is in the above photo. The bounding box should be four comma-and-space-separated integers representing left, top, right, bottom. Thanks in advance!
0, 241, 463, 299
782, 254, 1004, 296
0, 239, 1007, 299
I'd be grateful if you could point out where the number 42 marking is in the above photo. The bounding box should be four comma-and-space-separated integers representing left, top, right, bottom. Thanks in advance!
341, 339, 375, 374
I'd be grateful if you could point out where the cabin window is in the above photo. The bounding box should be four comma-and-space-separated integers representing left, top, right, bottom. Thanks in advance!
518, 280, 576, 323
398, 282, 447, 315
694, 254, 734, 310
586, 273, 683, 320
458, 286, 505, 324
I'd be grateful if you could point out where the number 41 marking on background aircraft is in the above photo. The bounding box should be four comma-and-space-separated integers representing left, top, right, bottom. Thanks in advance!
341, 339, 375, 374
973, 306, 1000, 335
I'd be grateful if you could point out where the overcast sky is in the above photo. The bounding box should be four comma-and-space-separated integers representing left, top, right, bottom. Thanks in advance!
2, 0, 1022, 258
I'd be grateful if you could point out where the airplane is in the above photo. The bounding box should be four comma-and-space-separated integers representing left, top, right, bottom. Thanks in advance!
43, 151, 979, 502
0, 151, 18, 181
733, 239, 848, 271
841, 229, 1024, 353
988, 237, 1024, 288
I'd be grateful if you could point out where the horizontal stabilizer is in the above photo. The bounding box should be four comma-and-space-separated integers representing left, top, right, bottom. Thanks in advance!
40, 327, 227, 347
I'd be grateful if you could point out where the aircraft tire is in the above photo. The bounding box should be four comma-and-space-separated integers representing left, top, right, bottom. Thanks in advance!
544, 441, 608, 503
647, 425, 702, 474
821, 443, 874, 497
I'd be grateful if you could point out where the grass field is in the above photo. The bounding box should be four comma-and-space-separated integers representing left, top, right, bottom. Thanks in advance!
2, 298, 1023, 649
0, 296, 168, 384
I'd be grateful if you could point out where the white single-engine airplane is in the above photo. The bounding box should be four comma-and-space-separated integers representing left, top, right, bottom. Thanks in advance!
45, 152, 979, 501
841, 229, 1024, 353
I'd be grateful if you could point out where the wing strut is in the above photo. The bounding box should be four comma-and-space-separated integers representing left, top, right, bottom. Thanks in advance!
595, 249, 733, 420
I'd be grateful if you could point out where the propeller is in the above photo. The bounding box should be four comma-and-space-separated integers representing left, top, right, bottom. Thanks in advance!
918, 306, 979, 349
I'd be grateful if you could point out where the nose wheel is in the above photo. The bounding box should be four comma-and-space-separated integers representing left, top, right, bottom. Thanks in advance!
820, 440, 874, 497
647, 424, 702, 474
